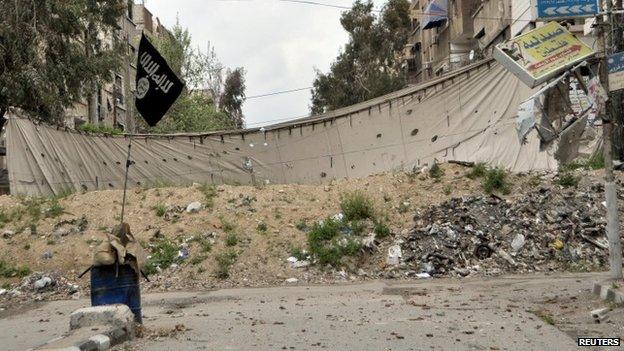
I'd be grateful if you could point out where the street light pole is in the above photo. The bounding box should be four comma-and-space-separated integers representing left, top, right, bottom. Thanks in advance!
599, 0, 623, 280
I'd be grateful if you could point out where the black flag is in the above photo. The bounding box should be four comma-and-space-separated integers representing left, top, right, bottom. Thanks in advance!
135, 33, 184, 126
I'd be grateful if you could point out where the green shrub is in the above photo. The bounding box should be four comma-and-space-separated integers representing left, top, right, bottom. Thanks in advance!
220, 217, 235, 233
467, 163, 488, 179
373, 219, 391, 238
291, 247, 308, 261
200, 184, 217, 208
190, 255, 207, 265
295, 219, 307, 231
0, 260, 31, 278
143, 238, 178, 275
46, 201, 64, 218
556, 173, 580, 188
153, 204, 166, 217
307, 218, 362, 267
429, 163, 444, 180
340, 191, 375, 221
225, 233, 238, 247
0, 211, 9, 227
443, 185, 453, 195
256, 222, 268, 234
215, 250, 237, 279
483, 167, 511, 194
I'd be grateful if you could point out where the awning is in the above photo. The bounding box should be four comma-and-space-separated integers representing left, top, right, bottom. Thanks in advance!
422, 0, 448, 30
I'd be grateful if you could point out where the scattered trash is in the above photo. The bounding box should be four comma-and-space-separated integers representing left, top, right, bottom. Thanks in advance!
177, 247, 189, 261
332, 213, 345, 222
186, 202, 202, 213
33, 276, 53, 290
41, 251, 53, 260
511, 233, 525, 252
2, 230, 14, 239
386, 245, 402, 266
285, 278, 298, 283
416, 273, 431, 279
591, 307, 611, 323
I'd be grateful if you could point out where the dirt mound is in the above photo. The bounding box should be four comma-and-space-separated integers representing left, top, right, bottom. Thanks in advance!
0, 163, 617, 308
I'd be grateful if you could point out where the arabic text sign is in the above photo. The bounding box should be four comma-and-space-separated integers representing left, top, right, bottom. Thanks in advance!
608, 52, 624, 92
536, 0, 599, 19
495, 22, 594, 87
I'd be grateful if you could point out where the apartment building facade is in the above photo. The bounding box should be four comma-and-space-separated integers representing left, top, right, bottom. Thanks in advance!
64, 1, 170, 132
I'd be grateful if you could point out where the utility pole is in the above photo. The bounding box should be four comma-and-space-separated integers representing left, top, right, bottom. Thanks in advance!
599, 0, 623, 280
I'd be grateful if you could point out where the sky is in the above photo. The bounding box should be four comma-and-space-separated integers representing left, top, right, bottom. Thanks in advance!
144, 0, 387, 127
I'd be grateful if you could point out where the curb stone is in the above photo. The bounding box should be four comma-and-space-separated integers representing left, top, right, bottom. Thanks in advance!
593, 281, 624, 304
34, 325, 133, 351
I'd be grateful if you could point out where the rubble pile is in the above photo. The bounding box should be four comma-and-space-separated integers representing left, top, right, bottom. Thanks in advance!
399, 184, 609, 277
0, 272, 82, 308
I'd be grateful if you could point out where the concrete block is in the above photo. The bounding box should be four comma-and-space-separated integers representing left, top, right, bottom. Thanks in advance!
88, 334, 110, 350
70, 305, 134, 331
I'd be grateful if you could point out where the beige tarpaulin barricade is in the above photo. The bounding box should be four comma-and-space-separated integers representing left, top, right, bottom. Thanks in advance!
6, 60, 564, 197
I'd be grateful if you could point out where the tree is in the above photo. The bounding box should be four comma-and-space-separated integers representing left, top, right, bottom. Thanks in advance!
220, 68, 246, 129
143, 22, 246, 133
310, 0, 411, 115
0, 0, 125, 122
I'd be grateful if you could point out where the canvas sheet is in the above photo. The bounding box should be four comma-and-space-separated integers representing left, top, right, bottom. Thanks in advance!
7, 60, 564, 196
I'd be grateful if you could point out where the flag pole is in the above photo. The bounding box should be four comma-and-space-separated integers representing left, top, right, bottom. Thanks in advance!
120, 136, 133, 224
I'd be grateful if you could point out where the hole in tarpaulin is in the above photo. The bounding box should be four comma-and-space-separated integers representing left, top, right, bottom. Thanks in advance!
187, 155, 192, 160
351, 165, 355, 169
431, 135, 438, 142
81, 184, 88, 192
406, 109, 413, 115
376, 133, 382, 138
136, 181, 142, 186
235, 147, 240, 151
411, 129, 419, 136
108, 183, 114, 188
162, 159, 167, 162
173, 158, 178, 162
320, 172, 327, 178
103, 161, 107, 166
116, 161, 121, 165
40, 153, 45, 158
144, 160, 149, 164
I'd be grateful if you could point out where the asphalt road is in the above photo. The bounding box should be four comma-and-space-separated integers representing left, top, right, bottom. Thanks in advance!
1, 272, 621, 351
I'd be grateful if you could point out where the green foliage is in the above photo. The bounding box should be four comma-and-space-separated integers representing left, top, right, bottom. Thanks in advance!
291, 247, 308, 261
153, 204, 166, 217
0, 261, 30, 278
373, 219, 391, 238
556, 173, 580, 188
144, 238, 178, 275
467, 163, 488, 179
560, 154, 605, 172
220, 217, 235, 233
310, 0, 411, 114
190, 236, 213, 253
0, 211, 8, 228
143, 22, 246, 133
340, 191, 375, 221
0, 0, 125, 121
443, 185, 453, 195
46, 201, 64, 218
190, 255, 207, 266
429, 163, 444, 180
225, 233, 239, 247
200, 184, 217, 208
77, 123, 123, 135
295, 220, 308, 231
307, 218, 363, 267
483, 168, 511, 194
215, 250, 237, 279
256, 222, 268, 234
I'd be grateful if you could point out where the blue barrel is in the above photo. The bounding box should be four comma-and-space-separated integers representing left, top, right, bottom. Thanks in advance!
90, 264, 142, 323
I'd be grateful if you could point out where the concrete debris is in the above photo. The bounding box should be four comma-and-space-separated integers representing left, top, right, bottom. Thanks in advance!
511, 234, 526, 252
591, 307, 611, 323
33, 276, 54, 290
400, 186, 609, 277
70, 304, 135, 334
386, 245, 402, 266
186, 201, 202, 213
